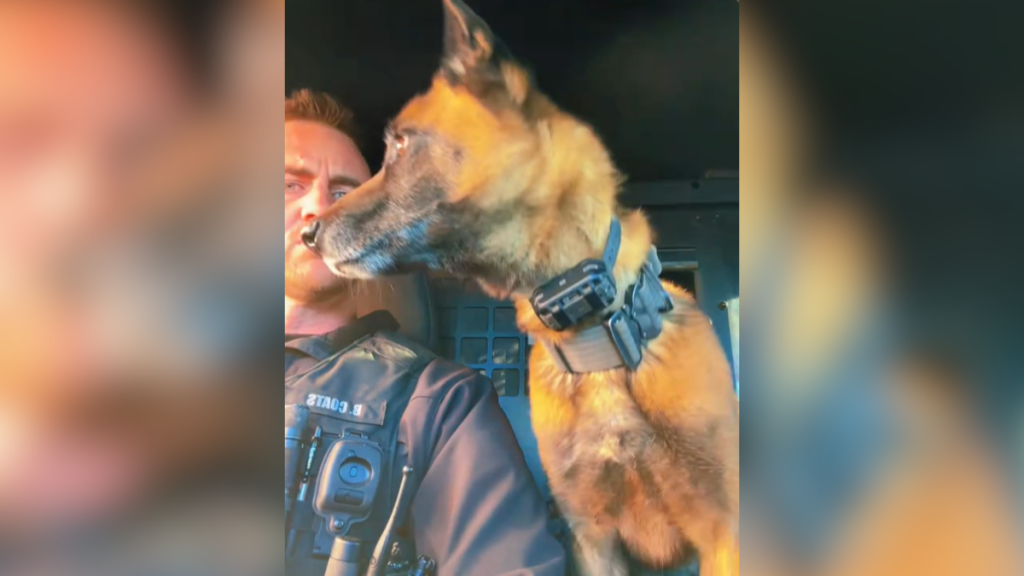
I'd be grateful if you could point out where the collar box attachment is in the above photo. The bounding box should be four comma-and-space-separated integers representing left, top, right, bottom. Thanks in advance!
530, 259, 618, 331
544, 247, 673, 374
530, 217, 623, 332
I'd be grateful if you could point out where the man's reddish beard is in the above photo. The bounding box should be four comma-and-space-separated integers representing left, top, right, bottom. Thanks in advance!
284, 247, 354, 305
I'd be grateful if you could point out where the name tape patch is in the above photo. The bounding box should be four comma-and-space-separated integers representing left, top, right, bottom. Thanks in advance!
306, 394, 363, 417
300, 393, 386, 426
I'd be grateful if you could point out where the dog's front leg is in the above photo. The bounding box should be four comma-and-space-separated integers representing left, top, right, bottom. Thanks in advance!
568, 519, 627, 576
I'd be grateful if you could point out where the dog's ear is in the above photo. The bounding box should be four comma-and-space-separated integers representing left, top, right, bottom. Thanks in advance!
440, 0, 531, 106
441, 0, 496, 76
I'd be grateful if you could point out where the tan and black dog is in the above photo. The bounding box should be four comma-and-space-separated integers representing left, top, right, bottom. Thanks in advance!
305, 1, 739, 574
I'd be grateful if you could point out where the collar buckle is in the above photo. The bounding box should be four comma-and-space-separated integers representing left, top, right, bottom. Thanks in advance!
604, 309, 644, 371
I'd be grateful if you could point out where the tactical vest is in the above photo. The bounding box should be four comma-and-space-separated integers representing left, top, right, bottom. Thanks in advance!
285, 319, 434, 576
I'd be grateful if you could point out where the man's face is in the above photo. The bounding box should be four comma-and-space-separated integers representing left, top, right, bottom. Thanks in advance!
284, 119, 371, 301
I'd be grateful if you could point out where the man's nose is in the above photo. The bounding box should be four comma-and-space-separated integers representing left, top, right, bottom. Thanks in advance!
300, 220, 321, 254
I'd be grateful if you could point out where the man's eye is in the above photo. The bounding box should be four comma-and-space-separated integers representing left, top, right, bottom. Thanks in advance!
285, 181, 304, 194
331, 189, 350, 200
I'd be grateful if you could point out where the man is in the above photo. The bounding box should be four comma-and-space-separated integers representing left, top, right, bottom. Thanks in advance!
284, 89, 567, 576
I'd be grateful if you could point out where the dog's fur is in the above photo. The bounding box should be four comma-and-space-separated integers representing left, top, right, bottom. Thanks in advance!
313, 2, 739, 574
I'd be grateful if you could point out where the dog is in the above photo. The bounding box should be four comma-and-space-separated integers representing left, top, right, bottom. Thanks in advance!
304, 1, 739, 574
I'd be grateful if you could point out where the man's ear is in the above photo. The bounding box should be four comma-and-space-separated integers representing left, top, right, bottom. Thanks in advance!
441, 0, 497, 79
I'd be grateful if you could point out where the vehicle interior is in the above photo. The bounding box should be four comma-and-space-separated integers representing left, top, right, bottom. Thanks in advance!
286, 1, 738, 573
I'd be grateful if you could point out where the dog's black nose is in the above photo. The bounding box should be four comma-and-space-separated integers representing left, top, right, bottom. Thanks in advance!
300, 220, 322, 254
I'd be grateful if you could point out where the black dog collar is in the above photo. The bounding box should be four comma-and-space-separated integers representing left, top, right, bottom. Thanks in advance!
529, 218, 674, 373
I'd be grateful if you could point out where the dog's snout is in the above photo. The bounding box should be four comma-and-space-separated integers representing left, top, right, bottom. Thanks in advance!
300, 220, 322, 254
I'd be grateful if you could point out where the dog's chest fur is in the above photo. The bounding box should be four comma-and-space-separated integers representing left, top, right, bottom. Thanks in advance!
533, 366, 672, 521
523, 289, 736, 568
562, 376, 652, 465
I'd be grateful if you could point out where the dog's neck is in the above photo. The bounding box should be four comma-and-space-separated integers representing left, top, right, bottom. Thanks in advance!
469, 115, 656, 340
475, 207, 656, 343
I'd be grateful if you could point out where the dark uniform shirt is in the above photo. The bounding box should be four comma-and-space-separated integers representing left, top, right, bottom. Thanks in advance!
285, 311, 566, 576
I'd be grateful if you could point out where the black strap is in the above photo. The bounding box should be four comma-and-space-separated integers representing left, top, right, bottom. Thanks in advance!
602, 217, 622, 271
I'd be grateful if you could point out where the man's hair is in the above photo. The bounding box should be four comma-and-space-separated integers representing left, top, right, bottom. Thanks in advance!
285, 89, 359, 142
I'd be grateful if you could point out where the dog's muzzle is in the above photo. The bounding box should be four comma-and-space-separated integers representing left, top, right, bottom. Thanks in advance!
300, 220, 322, 255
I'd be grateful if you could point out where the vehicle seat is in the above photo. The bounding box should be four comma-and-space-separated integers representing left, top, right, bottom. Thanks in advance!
352, 273, 437, 350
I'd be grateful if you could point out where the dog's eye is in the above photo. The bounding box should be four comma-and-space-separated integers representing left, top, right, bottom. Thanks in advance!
393, 133, 409, 155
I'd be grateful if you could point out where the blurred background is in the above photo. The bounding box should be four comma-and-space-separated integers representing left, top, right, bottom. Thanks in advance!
741, 2, 1024, 576
1, 0, 282, 574
5, 0, 1024, 575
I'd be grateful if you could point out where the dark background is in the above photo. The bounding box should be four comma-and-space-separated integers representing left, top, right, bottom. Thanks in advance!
285, 0, 738, 181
